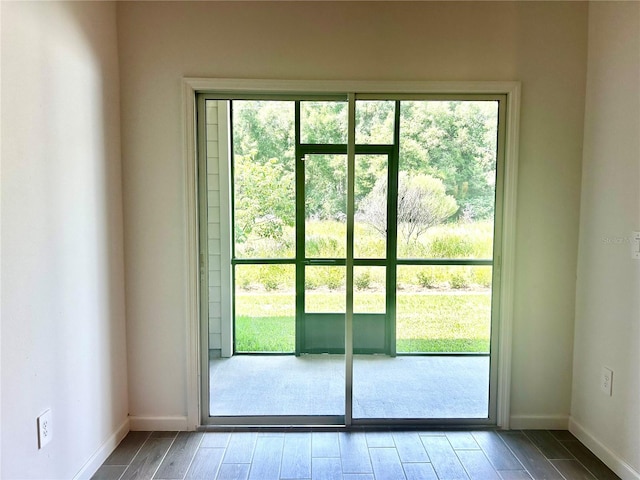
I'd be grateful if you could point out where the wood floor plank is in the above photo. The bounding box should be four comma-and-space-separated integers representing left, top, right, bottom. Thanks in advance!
223, 432, 258, 464
154, 432, 203, 479
402, 462, 438, 480
247, 436, 284, 480
90, 465, 127, 480
392, 432, 429, 463
312, 432, 340, 458
151, 431, 179, 439
560, 440, 620, 480
342, 475, 375, 480
201, 432, 231, 448
447, 432, 480, 450
312, 458, 341, 480
216, 463, 250, 480
551, 459, 597, 480
369, 447, 407, 480
186, 448, 225, 480
497, 432, 564, 480
498, 471, 533, 479
339, 432, 373, 474
549, 430, 577, 442
103, 431, 152, 466
456, 449, 500, 480
420, 435, 470, 480
471, 431, 522, 471
523, 430, 573, 459
365, 430, 395, 448
280, 432, 312, 479
120, 437, 174, 480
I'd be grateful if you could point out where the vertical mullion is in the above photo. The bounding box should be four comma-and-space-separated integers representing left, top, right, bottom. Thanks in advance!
345, 94, 356, 426
228, 101, 237, 355
386, 101, 401, 357
295, 101, 304, 356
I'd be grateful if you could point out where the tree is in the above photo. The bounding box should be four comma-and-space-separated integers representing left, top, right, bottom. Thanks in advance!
357, 173, 458, 243
398, 101, 498, 220
234, 155, 295, 242
397, 174, 458, 243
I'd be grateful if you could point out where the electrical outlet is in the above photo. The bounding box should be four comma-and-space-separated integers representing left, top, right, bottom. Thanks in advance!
633, 232, 640, 259
37, 409, 52, 449
601, 367, 613, 396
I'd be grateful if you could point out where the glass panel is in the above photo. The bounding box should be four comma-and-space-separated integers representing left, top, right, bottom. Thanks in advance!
234, 264, 295, 353
354, 266, 386, 314
354, 155, 387, 258
355, 100, 395, 145
398, 100, 499, 259
396, 265, 492, 354
300, 101, 348, 144
305, 154, 347, 258
353, 265, 492, 420
232, 100, 295, 259
212, 267, 344, 417
305, 266, 346, 313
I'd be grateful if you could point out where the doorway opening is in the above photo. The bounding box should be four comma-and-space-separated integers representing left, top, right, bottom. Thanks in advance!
198, 93, 506, 426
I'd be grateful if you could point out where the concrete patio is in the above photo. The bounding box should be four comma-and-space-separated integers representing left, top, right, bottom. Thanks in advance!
209, 354, 490, 419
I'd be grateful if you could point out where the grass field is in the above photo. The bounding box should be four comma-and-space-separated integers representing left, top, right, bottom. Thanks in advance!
235, 291, 492, 353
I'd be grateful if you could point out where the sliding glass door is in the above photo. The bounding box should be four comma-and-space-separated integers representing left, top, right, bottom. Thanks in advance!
198, 93, 504, 426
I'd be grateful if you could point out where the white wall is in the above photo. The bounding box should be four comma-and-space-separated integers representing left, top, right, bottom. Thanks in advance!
117, 1, 588, 426
571, 2, 640, 478
1, 2, 128, 478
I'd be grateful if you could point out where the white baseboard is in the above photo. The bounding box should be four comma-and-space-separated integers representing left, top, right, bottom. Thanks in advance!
73, 418, 130, 480
509, 414, 569, 430
569, 417, 640, 480
129, 415, 189, 431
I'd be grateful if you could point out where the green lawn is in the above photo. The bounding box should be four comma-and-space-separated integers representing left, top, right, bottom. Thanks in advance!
235, 291, 491, 353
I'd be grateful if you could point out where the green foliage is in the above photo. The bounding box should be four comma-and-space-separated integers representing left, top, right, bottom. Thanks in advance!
358, 173, 458, 243
449, 271, 470, 289
233, 155, 295, 257
399, 101, 499, 221
235, 315, 295, 353
235, 292, 491, 353
236, 221, 494, 292
471, 266, 493, 288
231, 99, 499, 238
354, 271, 372, 291
429, 233, 475, 258
416, 268, 437, 288
258, 265, 286, 291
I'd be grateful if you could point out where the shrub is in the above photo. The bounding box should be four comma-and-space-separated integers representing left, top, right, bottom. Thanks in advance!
416, 269, 437, 289
355, 271, 371, 291
449, 272, 470, 289
258, 265, 284, 292
324, 268, 344, 290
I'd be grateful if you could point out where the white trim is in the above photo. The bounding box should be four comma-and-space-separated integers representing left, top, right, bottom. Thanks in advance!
183, 78, 520, 429
509, 414, 569, 430
184, 78, 521, 96
217, 102, 233, 358
72, 418, 130, 480
570, 418, 640, 480
129, 416, 189, 432
496, 82, 520, 429
183, 81, 200, 431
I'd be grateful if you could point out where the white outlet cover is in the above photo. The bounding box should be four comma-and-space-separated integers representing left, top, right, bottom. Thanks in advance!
37, 409, 52, 449
601, 367, 613, 396
633, 232, 640, 259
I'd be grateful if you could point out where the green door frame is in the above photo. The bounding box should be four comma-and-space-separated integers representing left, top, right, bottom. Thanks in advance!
293, 99, 401, 355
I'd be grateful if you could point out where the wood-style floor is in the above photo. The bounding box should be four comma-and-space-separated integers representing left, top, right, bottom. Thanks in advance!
92, 429, 620, 480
